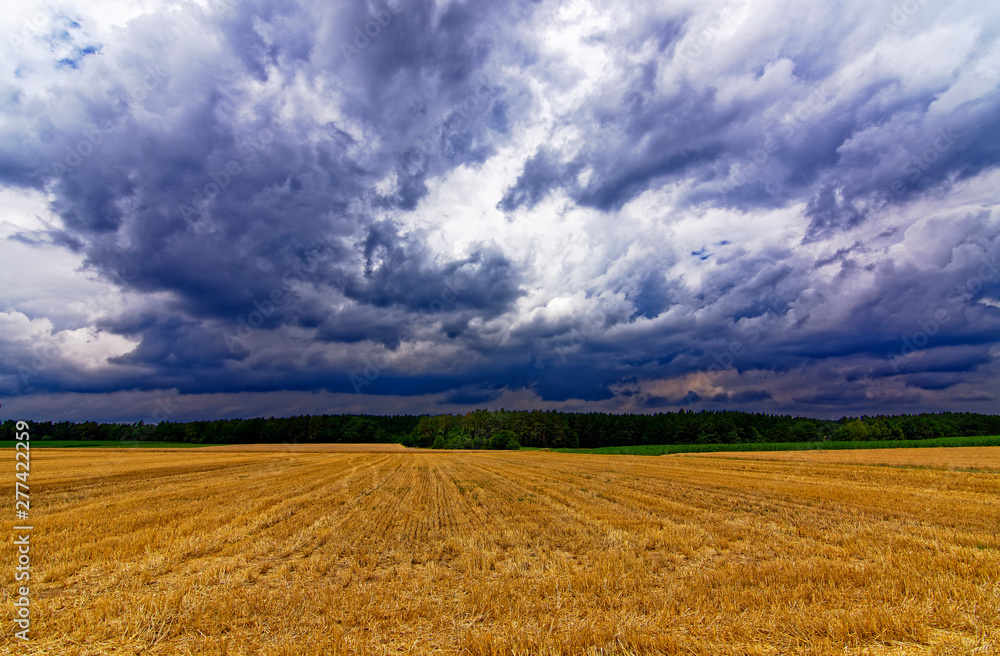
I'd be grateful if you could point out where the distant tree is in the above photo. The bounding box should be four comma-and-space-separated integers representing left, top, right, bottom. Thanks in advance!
791, 420, 817, 441
844, 420, 869, 441
342, 417, 383, 443
489, 430, 516, 450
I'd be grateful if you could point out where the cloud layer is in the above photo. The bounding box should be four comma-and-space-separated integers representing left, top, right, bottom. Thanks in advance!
1, 0, 999, 421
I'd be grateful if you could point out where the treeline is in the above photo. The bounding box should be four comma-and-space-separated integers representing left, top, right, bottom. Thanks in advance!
401, 410, 1000, 449
3, 410, 1000, 449
0, 415, 420, 445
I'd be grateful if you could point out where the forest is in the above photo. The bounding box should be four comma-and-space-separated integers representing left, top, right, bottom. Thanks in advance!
4, 410, 1000, 450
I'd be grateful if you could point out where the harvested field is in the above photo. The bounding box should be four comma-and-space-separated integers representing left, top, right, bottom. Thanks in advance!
198, 442, 411, 453
3, 449, 998, 655
688, 445, 1000, 470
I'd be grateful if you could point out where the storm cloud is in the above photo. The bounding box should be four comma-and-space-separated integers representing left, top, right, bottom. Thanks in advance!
1, 0, 999, 421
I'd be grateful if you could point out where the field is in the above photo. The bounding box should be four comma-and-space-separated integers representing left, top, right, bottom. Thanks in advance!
198, 443, 411, 452
535, 434, 1000, 456
691, 445, 1000, 471
3, 448, 998, 655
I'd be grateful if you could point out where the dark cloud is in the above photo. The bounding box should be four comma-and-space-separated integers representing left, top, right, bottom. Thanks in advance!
497, 147, 568, 212
679, 391, 702, 406
442, 385, 504, 405
729, 389, 773, 403
1, 0, 999, 420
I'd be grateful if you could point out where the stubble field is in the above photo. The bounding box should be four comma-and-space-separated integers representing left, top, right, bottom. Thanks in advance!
688, 445, 1000, 470
3, 447, 999, 655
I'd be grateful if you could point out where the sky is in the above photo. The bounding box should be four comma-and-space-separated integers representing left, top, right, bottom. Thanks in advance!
1, 0, 999, 423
